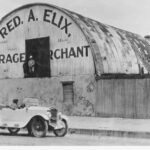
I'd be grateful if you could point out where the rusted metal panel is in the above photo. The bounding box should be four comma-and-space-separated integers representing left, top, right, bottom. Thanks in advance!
66, 10, 150, 76
86, 22, 143, 75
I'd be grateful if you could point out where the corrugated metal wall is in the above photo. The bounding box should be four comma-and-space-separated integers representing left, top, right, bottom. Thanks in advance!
96, 78, 150, 119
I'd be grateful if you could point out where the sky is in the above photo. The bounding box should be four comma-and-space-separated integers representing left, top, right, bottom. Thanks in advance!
0, 0, 150, 37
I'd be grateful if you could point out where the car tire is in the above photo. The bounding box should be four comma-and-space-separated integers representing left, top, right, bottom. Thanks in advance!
53, 119, 68, 137
27, 126, 33, 136
8, 128, 20, 135
30, 117, 48, 138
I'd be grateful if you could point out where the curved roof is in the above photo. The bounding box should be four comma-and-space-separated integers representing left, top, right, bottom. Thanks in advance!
1, 3, 150, 77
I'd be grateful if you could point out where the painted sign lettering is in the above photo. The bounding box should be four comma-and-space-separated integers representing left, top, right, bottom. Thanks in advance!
50, 45, 90, 60
0, 8, 72, 39
28, 9, 37, 22
0, 53, 25, 64
0, 45, 90, 64
43, 9, 72, 37
0, 16, 21, 39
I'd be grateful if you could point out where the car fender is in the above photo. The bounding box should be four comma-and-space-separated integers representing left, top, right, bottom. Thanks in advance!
0, 114, 49, 129
36, 114, 50, 121
60, 114, 68, 122
54, 115, 68, 130
28, 114, 49, 123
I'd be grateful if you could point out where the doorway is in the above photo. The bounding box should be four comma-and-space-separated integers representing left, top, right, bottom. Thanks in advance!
24, 37, 50, 78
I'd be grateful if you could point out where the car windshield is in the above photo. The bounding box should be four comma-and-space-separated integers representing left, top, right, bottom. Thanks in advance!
23, 98, 40, 107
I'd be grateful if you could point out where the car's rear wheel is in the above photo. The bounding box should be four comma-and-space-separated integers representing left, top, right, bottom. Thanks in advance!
30, 117, 48, 138
53, 119, 68, 137
8, 128, 20, 135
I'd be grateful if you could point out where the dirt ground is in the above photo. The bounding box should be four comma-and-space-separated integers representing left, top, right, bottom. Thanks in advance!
1, 130, 150, 146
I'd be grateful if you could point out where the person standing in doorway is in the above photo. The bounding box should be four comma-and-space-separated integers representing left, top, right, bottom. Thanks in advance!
28, 55, 36, 76
23, 54, 37, 78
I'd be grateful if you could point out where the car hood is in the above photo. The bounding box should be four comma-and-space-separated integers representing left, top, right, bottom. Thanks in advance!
27, 106, 57, 111
27, 106, 50, 111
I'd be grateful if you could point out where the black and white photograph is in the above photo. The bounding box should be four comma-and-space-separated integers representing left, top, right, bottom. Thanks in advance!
0, 0, 150, 147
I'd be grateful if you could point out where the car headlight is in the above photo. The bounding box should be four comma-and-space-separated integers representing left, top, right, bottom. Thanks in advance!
58, 112, 62, 119
46, 111, 51, 118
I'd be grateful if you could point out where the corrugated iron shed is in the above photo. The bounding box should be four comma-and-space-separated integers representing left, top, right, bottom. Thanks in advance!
64, 6, 150, 76
64, 10, 150, 76
1, 3, 150, 77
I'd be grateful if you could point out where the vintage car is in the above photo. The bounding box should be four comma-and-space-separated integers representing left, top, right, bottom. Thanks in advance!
0, 98, 68, 138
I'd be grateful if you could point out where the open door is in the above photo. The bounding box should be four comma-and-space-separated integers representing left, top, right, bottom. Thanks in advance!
24, 37, 50, 78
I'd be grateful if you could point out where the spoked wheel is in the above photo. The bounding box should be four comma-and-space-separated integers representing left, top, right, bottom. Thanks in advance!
53, 119, 68, 137
31, 117, 48, 138
8, 128, 20, 135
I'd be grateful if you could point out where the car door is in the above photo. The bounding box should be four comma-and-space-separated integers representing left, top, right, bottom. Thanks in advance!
1, 108, 28, 127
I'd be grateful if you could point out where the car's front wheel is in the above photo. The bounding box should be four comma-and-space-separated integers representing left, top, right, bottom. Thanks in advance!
53, 119, 68, 137
30, 117, 48, 138
8, 128, 20, 135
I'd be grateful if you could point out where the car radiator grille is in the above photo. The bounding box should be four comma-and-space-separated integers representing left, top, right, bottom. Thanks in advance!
50, 108, 58, 121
